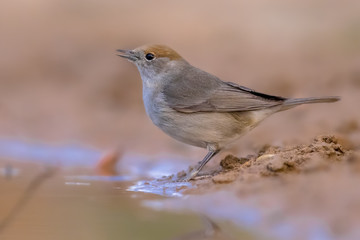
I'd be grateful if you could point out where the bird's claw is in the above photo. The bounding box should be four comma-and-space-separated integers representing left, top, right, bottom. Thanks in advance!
178, 171, 213, 182
178, 170, 198, 182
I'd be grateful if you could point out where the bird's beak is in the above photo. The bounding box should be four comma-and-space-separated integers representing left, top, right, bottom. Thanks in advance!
116, 49, 139, 62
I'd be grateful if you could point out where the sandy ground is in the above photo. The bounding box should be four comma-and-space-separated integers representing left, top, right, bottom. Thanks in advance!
173, 135, 360, 239
1, 0, 360, 239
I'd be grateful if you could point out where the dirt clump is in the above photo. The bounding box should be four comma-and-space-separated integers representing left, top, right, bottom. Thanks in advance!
220, 155, 250, 170
178, 135, 360, 239
209, 135, 351, 184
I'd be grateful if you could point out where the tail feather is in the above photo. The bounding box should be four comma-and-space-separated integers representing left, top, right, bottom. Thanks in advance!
281, 96, 340, 111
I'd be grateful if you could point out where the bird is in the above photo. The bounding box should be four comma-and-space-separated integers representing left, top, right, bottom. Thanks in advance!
117, 44, 340, 181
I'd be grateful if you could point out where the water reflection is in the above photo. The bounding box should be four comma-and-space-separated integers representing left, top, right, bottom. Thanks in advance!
0, 138, 189, 178
128, 179, 193, 197
65, 175, 133, 182
0, 138, 195, 197
0, 138, 101, 167
0, 138, 254, 240
143, 191, 262, 227
171, 216, 234, 240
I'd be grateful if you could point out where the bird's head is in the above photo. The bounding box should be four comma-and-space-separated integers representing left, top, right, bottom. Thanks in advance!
117, 44, 188, 83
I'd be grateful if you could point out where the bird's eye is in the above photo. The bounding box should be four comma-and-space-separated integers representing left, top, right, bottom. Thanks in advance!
145, 53, 155, 61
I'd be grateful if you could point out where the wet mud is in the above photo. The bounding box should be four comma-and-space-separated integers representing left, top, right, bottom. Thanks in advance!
146, 135, 360, 240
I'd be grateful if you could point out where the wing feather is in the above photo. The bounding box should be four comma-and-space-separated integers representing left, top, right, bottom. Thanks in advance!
162, 67, 285, 113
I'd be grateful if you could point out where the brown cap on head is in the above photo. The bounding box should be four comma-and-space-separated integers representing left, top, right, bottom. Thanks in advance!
137, 44, 183, 61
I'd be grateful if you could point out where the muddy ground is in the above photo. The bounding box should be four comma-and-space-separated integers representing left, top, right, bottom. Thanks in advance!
148, 134, 360, 239
1, 0, 360, 240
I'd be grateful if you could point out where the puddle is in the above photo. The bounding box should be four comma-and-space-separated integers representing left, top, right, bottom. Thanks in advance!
120, 153, 191, 179
0, 138, 101, 167
65, 175, 134, 182
0, 138, 196, 196
0, 138, 255, 240
142, 191, 262, 227
142, 191, 337, 240
3, 138, 349, 240
128, 179, 193, 197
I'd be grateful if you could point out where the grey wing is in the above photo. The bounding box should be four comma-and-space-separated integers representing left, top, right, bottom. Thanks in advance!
162, 68, 286, 113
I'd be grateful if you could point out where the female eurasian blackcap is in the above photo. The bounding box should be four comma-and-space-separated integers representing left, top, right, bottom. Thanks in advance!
117, 44, 340, 181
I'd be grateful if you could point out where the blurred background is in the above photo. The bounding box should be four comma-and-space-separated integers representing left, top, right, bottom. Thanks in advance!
0, 0, 359, 152
0, 0, 359, 239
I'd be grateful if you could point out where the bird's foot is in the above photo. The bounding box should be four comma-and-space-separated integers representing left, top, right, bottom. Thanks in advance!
178, 170, 199, 182
178, 170, 213, 182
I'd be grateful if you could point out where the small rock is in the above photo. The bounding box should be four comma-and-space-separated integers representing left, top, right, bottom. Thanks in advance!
266, 155, 286, 172
256, 154, 275, 162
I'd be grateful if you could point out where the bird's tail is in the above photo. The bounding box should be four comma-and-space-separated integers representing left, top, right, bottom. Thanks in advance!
280, 96, 340, 111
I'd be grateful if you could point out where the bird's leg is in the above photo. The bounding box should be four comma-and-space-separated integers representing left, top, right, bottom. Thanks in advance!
183, 149, 219, 181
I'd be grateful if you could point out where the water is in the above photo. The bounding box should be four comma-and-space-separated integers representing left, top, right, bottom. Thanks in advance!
0, 139, 253, 240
